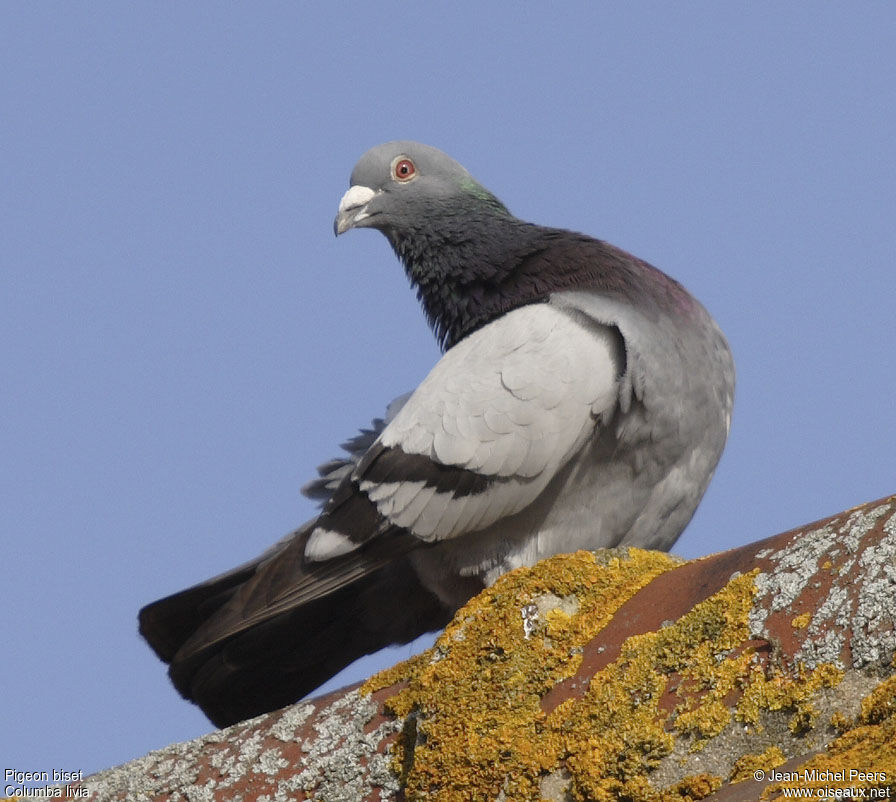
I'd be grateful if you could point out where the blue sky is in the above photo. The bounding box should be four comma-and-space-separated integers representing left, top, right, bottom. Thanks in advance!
2, 2, 894, 780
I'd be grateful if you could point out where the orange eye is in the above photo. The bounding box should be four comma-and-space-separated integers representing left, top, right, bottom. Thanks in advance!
392, 157, 416, 182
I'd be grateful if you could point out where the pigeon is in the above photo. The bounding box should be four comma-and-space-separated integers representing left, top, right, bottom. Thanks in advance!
139, 141, 734, 727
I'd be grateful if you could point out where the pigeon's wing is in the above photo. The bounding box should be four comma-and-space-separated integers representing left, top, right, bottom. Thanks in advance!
306, 300, 624, 558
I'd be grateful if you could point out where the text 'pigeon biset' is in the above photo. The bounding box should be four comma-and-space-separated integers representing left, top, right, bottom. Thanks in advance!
139, 142, 735, 727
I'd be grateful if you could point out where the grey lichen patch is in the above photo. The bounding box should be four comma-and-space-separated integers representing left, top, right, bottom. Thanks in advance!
81, 702, 327, 800
749, 501, 896, 672
256, 747, 289, 776
214, 726, 267, 787
181, 783, 216, 802
851, 507, 896, 667
842, 504, 892, 552
798, 584, 852, 669
82, 716, 261, 800
268, 702, 315, 742
749, 524, 839, 629
295, 688, 402, 801
886, 506, 896, 538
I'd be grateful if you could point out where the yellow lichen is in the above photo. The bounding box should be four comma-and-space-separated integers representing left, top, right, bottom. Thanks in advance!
363, 549, 855, 801
361, 648, 432, 696
764, 675, 896, 800
787, 704, 819, 735
728, 746, 787, 783
791, 612, 811, 629
556, 570, 766, 799
735, 662, 843, 730
674, 699, 734, 742
659, 773, 724, 800
860, 673, 896, 724
367, 549, 678, 800
829, 710, 852, 733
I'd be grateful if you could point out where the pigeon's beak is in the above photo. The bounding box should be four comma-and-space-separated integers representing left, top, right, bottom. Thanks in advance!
334, 185, 378, 236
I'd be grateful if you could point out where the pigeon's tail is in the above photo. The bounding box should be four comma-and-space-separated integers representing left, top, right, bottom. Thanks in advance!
138, 562, 258, 665
138, 527, 450, 728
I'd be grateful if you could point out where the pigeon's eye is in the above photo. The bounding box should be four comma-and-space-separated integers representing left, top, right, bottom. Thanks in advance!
392, 157, 416, 182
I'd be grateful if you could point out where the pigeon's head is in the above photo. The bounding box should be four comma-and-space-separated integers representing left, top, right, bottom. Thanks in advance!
334, 141, 509, 239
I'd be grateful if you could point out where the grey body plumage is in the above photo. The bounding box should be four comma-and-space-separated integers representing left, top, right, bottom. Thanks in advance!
140, 141, 734, 726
